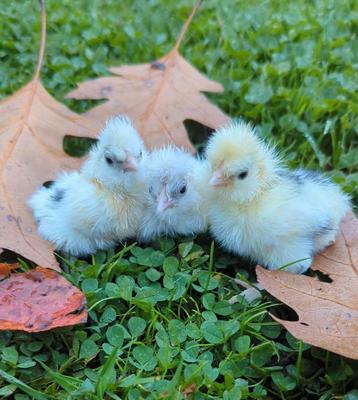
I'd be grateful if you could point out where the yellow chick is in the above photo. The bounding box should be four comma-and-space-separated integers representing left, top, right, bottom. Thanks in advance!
204, 120, 351, 274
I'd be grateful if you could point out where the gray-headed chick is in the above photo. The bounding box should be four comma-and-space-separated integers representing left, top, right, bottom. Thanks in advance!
137, 147, 208, 242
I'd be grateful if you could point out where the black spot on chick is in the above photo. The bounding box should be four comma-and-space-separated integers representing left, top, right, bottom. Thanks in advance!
277, 169, 304, 185
296, 169, 328, 184
51, 188, 66, 203
315, 224, 333, 236
278, 168, 328, 186
306, 219, 334, 247
43, 180, 55, 188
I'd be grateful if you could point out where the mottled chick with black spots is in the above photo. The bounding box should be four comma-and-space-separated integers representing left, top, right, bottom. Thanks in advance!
28, 116, 145, 256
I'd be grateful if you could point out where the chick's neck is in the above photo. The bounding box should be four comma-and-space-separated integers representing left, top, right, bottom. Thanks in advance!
89, 176, 140, 201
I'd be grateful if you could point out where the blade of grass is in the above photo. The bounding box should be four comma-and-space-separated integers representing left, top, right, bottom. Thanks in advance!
96, 346, 120, 399
0, 368, 51, 400
38, 361, 82, 393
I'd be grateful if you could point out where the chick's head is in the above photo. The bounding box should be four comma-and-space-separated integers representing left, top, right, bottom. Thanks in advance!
143, 147, 199, 218
85, 116, 145, 187
99, 116, 144, 171
205, 120, 278, 203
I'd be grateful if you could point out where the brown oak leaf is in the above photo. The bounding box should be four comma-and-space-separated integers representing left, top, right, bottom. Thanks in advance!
0, 3, 97, 269
0, 266, 87, 332
67, 1, 229, 153
257, 211, 358, 359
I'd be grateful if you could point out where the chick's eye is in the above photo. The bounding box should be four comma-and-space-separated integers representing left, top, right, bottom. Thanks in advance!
179, 185, 187, 194
138, 151, 143, 159
105, 155, 114, 165
237, 170, 248, 180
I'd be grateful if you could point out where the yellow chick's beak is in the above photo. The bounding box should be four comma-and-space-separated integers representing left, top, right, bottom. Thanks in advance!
209, 169, 230, 187
157, 184, 173, 212
122, 153, 138, 172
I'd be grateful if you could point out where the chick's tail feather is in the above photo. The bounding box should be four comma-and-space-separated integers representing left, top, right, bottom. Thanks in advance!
28, 184, 54, 223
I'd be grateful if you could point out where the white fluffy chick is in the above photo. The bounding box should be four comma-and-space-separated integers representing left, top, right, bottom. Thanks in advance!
205, 120, 351, 274
28, 116, 145, 256
137, 147, 208, 242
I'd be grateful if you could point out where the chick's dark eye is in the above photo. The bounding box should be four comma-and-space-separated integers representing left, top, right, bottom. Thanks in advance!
237, 170, 248, 180
105, 156, 114, 165
179, 185, 187, 194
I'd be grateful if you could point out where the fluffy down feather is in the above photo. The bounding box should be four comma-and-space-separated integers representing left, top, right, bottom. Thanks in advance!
205, 120, 351, 274
28, 116, 145, 256
137, 147, 209, 242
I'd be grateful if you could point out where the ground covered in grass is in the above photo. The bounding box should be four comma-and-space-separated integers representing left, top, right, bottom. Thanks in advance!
0, 0, 357, 399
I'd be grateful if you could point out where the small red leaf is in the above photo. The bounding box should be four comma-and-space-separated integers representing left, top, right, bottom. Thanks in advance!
0, 262, 20, 279
0, 267, 87, 332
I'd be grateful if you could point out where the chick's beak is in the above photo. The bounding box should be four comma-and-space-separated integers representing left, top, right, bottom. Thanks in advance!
122, 153, 138, 172
209, 169, 230, 187
157, 184, 173, 212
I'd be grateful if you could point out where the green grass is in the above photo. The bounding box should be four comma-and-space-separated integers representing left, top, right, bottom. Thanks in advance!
1, 241, 358, 399
0, 0, 358, 399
